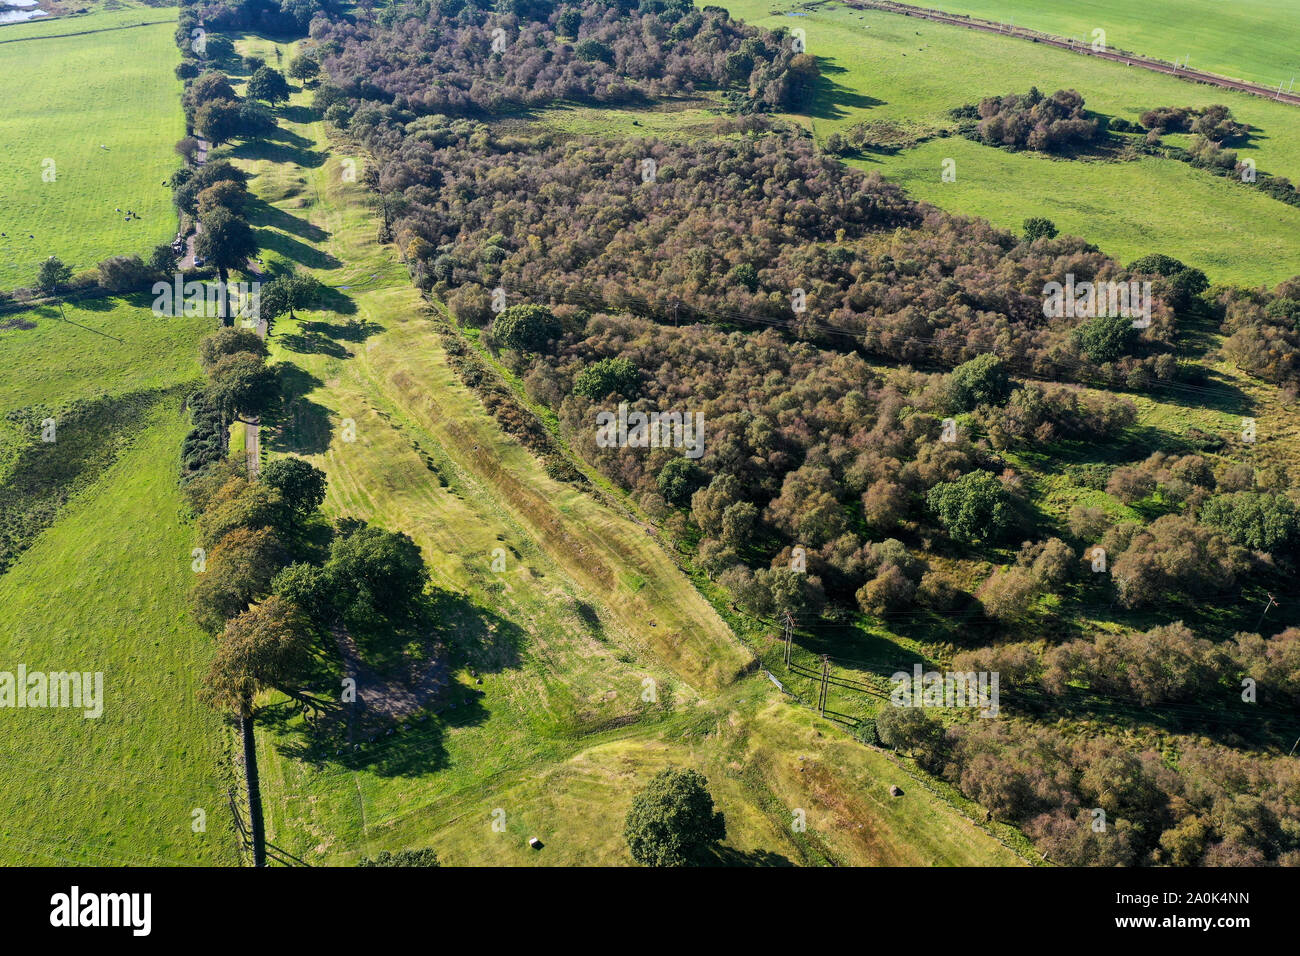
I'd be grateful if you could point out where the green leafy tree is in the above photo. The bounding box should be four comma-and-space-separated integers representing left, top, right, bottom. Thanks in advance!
194, 99, 245, 147
270, 562, 333, 623
1073, 313, 1137, 363
1022, 217, 1058, 242
287, 52, 320, 82
574, 38, 614, 64
491, 303, 561, 353
623, 769, 726, 866
926, 470, 1012, 544
947, 353, 1011, 411
35, 256, 72, 296
247, 66, 291, 105
876, 705, 948, 771
573, 356, 639, 400
325, 524, 429, 631
258, 272, 321, 321
657, 457, 702, 506
1199, 492, 1299, 554
556, 8, 581, 37
260, 456, 327, 519
150, 243, 181, 276
199, 327, 268, 372
197, 179, 250, 218
195, 207, 258, 318
185, 71, 237, 110
200, 595, 312, 868
205, 352, 279, 421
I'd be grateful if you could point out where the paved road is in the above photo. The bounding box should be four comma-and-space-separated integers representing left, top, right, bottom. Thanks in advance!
845, 0, 1300, 107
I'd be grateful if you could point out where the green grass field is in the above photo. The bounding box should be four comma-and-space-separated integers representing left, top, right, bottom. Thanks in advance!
0, 298, 234, 865
722, 0, 1300, 287
0, 4, 183, 289
217, 33, 1025, 866
0, 298, 209, 412
915, 0, 1300, 88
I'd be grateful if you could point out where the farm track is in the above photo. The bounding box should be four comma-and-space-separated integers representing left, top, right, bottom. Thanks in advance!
842, 0, 1300, 106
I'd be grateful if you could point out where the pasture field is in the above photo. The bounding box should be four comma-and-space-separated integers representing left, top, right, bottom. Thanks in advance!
0, 298, 234, 865
723, 0, 1300, 287
0, 5, 183, 289
912, 0, 1300, 88
0, 298, 208, 412
222, 34, 1025, 866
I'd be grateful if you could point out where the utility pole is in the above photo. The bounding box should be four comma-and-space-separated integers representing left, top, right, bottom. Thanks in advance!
818, 654, 830, 716
1256, 592, 1278, 632
782, 610, 794, 667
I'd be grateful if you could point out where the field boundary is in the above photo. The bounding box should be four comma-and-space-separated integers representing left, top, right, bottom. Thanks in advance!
839, 0, 1300, 106
0, 19, 174, 45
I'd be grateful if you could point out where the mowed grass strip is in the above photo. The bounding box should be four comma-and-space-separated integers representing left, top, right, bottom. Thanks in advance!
0, 8, 183, 289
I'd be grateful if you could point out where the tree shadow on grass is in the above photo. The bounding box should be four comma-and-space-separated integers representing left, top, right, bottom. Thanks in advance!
278, 104, 322, 126
263, 593, 532, 777
248, 199, 329, 243
431, 590, 527, 675
702, 845, 796, 867
268, 361, 332, 455
805, 60, 886, 120
312, 285, 361, 317
279, 329, 351, 358
228, 136, 328, 169
255, 227, 341, 271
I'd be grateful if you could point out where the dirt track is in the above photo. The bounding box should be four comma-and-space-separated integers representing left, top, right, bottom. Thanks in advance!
842, 0, 1300, 107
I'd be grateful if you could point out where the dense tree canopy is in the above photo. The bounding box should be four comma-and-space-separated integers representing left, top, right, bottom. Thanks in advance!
623, 769, 725, 866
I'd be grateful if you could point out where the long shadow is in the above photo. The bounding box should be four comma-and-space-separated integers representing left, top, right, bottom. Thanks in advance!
254, 122, 316, 149
279, 104, 322, 125
704, 845, 796, 867
805, 59, 886, 120
255, 227, 341, 270
227, 136, 328, 169
268, 361, 332, 454
264, 593, 533, 778
279, 330, 351, 358
248, 199, 330, 243
432, 590, 527, 675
